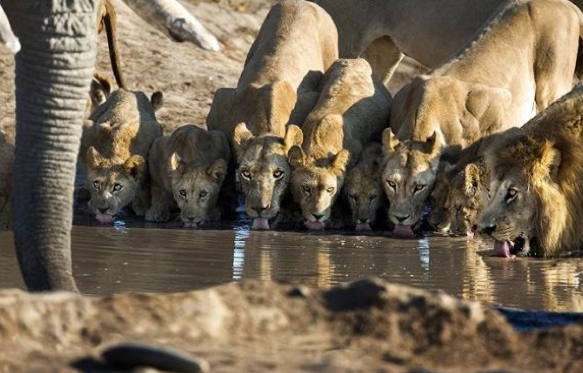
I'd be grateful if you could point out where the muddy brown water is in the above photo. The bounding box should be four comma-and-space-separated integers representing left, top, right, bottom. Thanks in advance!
1, 212, 582, 313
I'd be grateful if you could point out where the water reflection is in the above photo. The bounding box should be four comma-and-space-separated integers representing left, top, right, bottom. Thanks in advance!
0, 224, 582, 312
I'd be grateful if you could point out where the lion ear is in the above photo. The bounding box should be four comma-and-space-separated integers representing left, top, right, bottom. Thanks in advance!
284, 124, 303, 153
123, 155, 146, 180
381, 128, 399, 154
170, 152, 182, 172
207, 158, 228, 184
425, 131, 443, 156
538, 144, 562, 181
331, 149, 350, 176
150, 91, 164, 112
86, 146, 104, 170
288, 145, 305, 169
233, 122, 255, 162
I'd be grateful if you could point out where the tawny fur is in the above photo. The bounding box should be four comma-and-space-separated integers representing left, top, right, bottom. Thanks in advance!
288, 58, 391, 227
206, 0, 339, 227
343, 142, 389, 230
146, 125, 234, 226
381, 0, 583, 230
81, 88, 163, 220
479, 85, 583, 257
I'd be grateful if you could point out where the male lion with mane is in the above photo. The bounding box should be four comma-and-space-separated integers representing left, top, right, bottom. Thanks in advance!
381, 0, 583, 237
146, 125, 233, 227
478, 85, 583, 257
288, 58, 391, 230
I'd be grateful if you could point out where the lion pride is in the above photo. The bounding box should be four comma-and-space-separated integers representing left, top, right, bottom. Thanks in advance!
288, 58, 391, 230
207, 0, 338, 230
478, 85, 583, 257
380, 0, 583, 237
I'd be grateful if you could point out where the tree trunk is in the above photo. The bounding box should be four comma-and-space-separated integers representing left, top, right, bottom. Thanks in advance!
4, 0, 98, 291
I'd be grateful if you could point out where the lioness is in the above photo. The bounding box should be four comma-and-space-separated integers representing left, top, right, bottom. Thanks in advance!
81, 89, 163, 223
380, 0, 583, 237
146, 125, 233, 227
0, 118, 14, 229
288, 58, 391, 230
315, 0, 583, 83
207, 0, 338, 230
343, 143, 388, 231
478, 85, 583, 257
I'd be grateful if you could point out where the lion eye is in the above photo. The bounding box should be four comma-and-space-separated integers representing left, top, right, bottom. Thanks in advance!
506, 188, 517, 202
386, 180, 396, 189
92, 181, 100, 190
273, 170, 284, 179
241, 169, 251, 179
326, 187, 335, 193
302, 185, 311, 195
199, 191, 208, 199
414, 184, 425, 193
179, 189, 187, 197
113, 183, 123, 192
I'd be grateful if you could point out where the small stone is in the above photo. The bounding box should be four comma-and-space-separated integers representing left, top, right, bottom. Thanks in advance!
102, 342, 210, 373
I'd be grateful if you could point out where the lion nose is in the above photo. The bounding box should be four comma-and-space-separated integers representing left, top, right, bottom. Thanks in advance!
98, 207, 108, 214
481, 224, 497, 235
312, 213, 325, 221
252, 205, 270, 215
394, 214, 410, 223
357, 218, 368, 224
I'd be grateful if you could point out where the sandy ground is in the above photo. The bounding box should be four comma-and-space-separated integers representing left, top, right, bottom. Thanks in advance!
1, 278, 583, 373
0, 0, 425, 133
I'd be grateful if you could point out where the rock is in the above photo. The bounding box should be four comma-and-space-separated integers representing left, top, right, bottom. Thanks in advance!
102, 343, 209, 372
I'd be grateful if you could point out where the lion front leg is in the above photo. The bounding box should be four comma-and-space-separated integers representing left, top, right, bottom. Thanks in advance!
132, 180, 151, 217
145, 181, 172, 222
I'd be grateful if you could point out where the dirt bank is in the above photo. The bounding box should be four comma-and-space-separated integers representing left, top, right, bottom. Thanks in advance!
0, 278, 581, 372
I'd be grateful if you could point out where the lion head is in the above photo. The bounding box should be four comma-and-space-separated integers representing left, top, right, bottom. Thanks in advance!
169, 154, 228, 227
343, 143, 385, 231
288, 144, 350, 230
379, 128, 441, 237
233, 122, 303, 230
477, 132, 583, 257
85, 146, 146, 223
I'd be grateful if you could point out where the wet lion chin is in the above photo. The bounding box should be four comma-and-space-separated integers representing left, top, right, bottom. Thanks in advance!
355, 223, 371, 232
492, 241, 514, 258
304, 221, 325, 230
252, 218, 270, 230
392, 225, 414, 238
95, 213, 114, 224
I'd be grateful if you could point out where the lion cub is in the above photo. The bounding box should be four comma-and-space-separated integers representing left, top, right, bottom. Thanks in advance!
381, 0, 583, 237
146, 125, 232, 227
288, 58, 391, 230
343, 143, 388, 231
0, 119, 14, 229
81, 88, 163, 223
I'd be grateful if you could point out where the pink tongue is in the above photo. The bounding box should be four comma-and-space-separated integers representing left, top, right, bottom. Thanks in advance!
252, 218, 270, 230
492, 241, 513, 258
355, 223, 371, 232
392, 225, 414, 238
305, 221, 325, 230
95, 213, 114, 224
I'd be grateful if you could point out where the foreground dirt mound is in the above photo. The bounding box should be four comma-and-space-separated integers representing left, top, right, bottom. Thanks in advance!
0, 278, 582, 372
